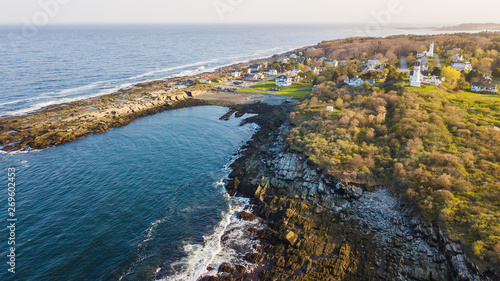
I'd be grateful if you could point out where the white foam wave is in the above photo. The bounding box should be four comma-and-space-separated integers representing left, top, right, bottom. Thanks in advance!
1, 82, 136, 116
163, 195, 250, 281
127, 60, 217, 80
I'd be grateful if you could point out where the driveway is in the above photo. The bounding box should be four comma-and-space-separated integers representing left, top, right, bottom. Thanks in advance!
434, 55, 442, 68
400, 56, 408, 72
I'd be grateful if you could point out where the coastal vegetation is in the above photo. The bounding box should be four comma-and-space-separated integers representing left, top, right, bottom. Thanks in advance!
287, 82, 500, 270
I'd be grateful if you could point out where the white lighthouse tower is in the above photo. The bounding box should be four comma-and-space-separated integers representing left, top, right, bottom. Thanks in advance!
410, 60, 423, 87
428, 42, 434, 57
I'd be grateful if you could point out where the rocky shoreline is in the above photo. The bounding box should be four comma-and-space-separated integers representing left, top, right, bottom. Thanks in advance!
0, 58, 273, 152
207, 103, 498, 281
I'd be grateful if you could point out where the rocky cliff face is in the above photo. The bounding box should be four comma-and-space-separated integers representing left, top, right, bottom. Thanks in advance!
224, 103, 495, 281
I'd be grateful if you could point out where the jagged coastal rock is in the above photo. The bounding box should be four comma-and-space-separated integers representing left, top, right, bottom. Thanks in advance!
218, 103, 495, 281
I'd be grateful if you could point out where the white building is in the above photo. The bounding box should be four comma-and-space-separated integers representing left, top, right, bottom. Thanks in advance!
451, 54, 464, 61
199, 78, 211, 84
344, 76, 370, 87
451, 61, 473, 71
422, 75, 444, 86
417, 42, 435, 58
324, 59, 338, 68
290, 54, 298, 59
410, 61, 424, 87
420, 57, 430, 71
366, 59, 381, 69
276, 75, 292, 87
326, 106, 334, 112
266, 69, 278, 76
248, 64, 261, 73
411, 60, 444, 86
471, 82, 498, 93
231, 72, 240, 78
310, 67, 320, 75
428, 42, 434, 57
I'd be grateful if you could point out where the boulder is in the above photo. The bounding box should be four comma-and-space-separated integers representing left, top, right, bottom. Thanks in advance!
235, 265, 247, 274
218, 262, 236, 274
244, 253, 264, 264
237, 212, 257, 221
285, 231, 298, 246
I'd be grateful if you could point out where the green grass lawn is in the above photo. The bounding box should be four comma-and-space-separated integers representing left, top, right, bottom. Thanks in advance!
236, 80, 314, 99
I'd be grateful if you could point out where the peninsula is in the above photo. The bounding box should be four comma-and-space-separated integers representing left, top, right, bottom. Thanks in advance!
1, 32, 499, 280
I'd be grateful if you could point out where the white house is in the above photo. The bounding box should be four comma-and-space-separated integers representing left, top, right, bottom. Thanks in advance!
471, 82, 498, 93
276, 75, 292, 87
244, 73, 263, 80
199, 78, 211, 84
326, 106, 334, 112
324, 59, 338, 68
420, 57, 430, 71
422, 75, 444, 86
248, 64, 261, 73
417, 51, 427, 58
310, 67, 320, 75
231, 72, 241, 78
266, 69, 278, 76
451, 54, 464, 61
366, 59, 381, 69
344, 77, 366, 87
290, 54, 298, 59
277, 58, 289, 63
451, 61, 473, 71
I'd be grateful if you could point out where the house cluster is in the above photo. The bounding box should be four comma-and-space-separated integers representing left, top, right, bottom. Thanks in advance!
446, 49, 473, 71
410, 60, 445, 87
417, 42, 434, 58
471, 74, 498, 93
240, 63, 280, 81
363, 59, 385, 72
451, 60, 473, 71
276, 75, 292, 87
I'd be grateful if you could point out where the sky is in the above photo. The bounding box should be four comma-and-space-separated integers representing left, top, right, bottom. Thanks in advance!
0, 0, 498, 26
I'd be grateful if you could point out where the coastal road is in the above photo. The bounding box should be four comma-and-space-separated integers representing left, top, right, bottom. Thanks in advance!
400, 56, 408, 72
434, 55, 442, 68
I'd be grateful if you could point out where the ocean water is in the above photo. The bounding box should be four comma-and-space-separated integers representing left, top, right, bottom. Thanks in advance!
0, 24, 440, 116
0, 106, 258, 280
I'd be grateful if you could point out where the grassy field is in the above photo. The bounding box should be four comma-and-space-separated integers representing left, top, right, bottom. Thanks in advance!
236, 80, 313, 99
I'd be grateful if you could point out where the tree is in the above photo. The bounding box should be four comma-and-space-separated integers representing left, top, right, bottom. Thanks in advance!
492, 68, 500, 79
466, 69, 481, 82
418, 45, 428, 52
441, 66, 461, 88
331, 70, 340, 82
431, 67, 442, 76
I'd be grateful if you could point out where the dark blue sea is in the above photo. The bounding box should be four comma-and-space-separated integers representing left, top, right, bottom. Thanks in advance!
0, 106, 259, 280
0, 25, 439, 280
